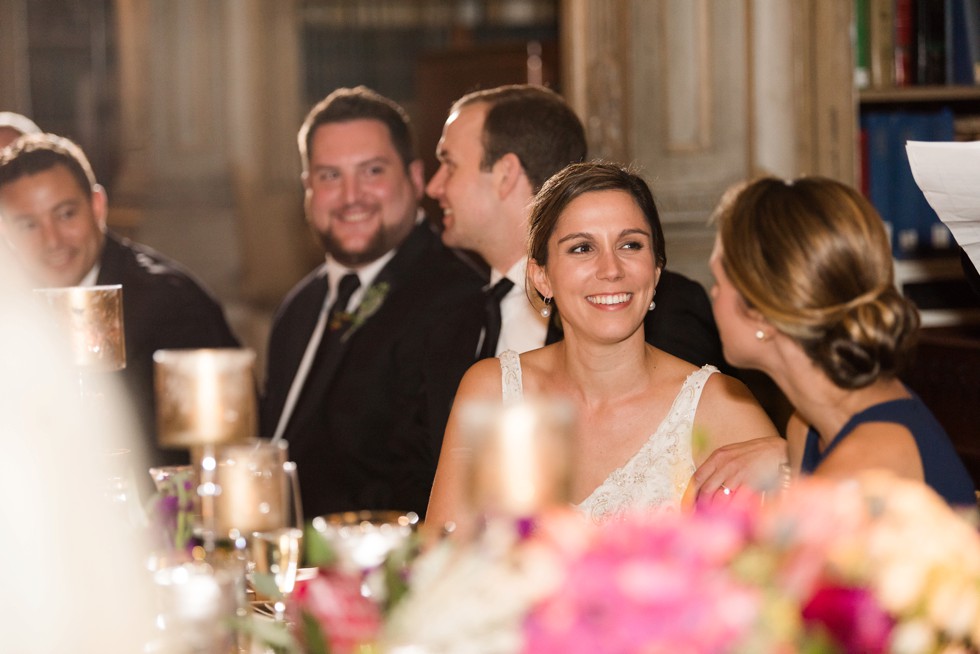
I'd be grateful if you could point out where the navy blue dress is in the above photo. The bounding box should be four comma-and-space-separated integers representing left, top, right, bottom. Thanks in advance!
800, 394, 976, 506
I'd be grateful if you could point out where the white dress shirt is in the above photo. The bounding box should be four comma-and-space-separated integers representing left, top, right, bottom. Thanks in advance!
493, 257, 549, 355
272, 249, 395, 441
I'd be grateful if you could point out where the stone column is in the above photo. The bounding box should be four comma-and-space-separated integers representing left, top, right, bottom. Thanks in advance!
112, 0, 317, 368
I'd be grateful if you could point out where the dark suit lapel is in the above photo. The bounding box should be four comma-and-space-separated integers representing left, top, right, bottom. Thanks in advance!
283, 223, 436, 443
263, 265, 329, 438
279, 267, 330, 392
95, 231, 124, 285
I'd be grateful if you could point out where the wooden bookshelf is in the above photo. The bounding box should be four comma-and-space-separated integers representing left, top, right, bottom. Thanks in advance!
860, 85, 980, 104
834, 0, 980, 327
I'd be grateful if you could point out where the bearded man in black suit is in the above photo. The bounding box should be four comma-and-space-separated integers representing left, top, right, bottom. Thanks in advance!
260, 87, 483, 517
0, 134, 240, 468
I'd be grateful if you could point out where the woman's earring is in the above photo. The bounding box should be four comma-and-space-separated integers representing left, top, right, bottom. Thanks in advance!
755, 330, 766, 341
649, 300, 656, 311
540, 297, 553, 318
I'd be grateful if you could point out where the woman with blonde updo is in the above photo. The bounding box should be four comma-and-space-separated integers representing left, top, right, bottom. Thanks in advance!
709, 176, 975, 505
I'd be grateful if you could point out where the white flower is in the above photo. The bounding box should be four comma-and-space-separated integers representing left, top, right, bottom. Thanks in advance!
925, 577, 980, 640
889, 618, 937, 654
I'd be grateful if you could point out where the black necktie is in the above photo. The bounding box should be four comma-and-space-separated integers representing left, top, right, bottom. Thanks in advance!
479, 277, 514, 359
327, 272, 362, 336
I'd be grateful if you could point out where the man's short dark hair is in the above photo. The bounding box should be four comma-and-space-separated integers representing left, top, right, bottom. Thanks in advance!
0, 133, 96, 199
298, 86, 417, 174
452, 85, 587, 193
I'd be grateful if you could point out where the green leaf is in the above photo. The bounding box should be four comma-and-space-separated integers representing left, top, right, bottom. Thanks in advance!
252, 572, 282, 600
304, 523, 337, 568
302, 611, 332, 654
242, 615, 298, 651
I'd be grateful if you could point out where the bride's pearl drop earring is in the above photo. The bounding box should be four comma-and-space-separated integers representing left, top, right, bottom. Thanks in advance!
540, 297, 553, 318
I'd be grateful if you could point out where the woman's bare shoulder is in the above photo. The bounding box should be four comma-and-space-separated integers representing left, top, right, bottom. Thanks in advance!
647, 346, 699, 385
696, 370, 780, 445
508, 345, 560, 393
457, 356, 506, 399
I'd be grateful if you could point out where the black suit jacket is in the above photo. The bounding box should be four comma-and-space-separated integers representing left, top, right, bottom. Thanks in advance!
97, 231, 241, 468
395, 267, 727, 516
260, 222, 483, 518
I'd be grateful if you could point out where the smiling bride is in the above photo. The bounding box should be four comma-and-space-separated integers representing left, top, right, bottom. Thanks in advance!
425, 162, 779, 535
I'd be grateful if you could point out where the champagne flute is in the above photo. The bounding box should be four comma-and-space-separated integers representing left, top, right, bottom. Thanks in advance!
250, 461, 304, 622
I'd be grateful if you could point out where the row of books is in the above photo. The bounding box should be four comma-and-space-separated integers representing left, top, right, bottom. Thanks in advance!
860, 108, 958, 258
854, 0, 980, 88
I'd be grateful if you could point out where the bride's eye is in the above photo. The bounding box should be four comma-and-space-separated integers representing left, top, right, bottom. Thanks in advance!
569, 242, 593, 254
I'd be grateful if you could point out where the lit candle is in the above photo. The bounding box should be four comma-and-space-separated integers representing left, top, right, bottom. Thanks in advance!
212, 440, 287, 536
34, 285, 125, 371
154, 349, 257, 449
465, 400, 574, 518
195, 353, 221, 441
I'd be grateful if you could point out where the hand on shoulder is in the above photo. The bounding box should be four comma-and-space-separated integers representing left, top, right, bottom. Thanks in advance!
694, 372, 780, 454
684, 372, 785, 504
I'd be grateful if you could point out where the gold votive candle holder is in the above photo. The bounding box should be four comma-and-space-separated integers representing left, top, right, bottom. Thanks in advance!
462, 399, 575, 518
209, 439, 289, 538
153, 348, 257, 449
34, 284, 126, 371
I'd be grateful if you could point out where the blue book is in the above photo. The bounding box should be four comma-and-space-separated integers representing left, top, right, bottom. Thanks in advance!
893, 109, 955, 257
946, 0, 977, 84
965, 0, 980, 83
862, 109, 956, 258
861, 112, 896, 251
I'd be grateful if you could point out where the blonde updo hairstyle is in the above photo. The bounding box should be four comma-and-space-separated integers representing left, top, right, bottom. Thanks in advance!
713, 176, 919, 389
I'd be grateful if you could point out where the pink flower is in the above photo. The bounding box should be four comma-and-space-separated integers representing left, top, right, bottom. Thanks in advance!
289, 570, 381, 654
523, 512, 760, 654
802, 584, 894, 654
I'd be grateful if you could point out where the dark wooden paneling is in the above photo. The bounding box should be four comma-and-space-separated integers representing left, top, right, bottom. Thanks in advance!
903, 325, 980, 488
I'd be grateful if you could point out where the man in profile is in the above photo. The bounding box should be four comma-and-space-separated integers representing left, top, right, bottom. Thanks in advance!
260, 86, 482, 517
0, 134, 240, 466
397, 84, 730, 515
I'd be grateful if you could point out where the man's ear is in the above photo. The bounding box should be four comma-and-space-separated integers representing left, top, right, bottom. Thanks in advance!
300, 170, 311, 192
408, 159, 425, 200
91, 184, 108, 231
528, 257, 553, 301
492, 152, 524, 200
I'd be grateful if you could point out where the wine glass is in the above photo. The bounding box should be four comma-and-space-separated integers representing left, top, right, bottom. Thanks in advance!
249, 460, 304, 622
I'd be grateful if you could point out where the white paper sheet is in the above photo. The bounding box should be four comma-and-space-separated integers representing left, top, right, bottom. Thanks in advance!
906, 140, 980, 270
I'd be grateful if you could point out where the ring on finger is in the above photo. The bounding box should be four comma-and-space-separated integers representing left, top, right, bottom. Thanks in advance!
720, 484, 732, 496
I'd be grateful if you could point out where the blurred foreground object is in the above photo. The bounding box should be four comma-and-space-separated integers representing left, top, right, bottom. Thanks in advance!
0, 251, 154, 651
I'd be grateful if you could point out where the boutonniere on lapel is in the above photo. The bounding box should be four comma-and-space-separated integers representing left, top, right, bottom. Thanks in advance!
329, 282, 391, 342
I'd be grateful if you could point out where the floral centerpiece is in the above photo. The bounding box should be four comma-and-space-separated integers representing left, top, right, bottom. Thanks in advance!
266, 471, 980, 654
145, 466, 198, 560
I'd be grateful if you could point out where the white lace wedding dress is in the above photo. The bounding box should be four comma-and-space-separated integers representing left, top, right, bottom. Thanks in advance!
498, 349, 718, 523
